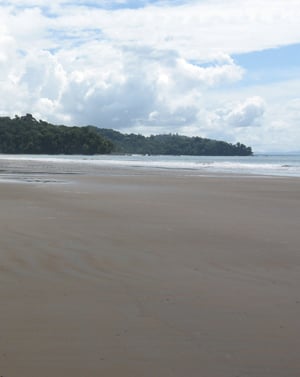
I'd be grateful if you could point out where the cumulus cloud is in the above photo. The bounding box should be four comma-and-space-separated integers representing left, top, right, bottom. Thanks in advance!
175, 58, 244, 88
224, 97, 265, 128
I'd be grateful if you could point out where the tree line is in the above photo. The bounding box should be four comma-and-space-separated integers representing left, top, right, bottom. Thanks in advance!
0, 114, 113, 154
0, 114, 252, 156
97, 128, 253, 156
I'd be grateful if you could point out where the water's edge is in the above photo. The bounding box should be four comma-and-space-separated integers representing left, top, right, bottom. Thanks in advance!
0, 154, 300, 180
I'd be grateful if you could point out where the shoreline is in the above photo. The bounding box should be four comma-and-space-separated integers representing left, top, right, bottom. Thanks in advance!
1, 170, 300, 376
1, 153, 300, 179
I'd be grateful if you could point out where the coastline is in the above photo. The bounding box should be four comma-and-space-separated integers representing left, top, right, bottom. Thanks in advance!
1, 153, 300, 178
0, 169, 300, 376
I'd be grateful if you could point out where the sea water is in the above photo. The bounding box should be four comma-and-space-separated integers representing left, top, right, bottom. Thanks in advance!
0, 154, 300, 179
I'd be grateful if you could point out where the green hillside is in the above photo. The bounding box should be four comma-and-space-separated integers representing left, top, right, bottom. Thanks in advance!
0, 114, 253, 156
97, 128, 253, 156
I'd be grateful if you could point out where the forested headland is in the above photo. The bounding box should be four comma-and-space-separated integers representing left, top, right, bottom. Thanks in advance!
97, 129, 252, 156
0, 114, 253, 156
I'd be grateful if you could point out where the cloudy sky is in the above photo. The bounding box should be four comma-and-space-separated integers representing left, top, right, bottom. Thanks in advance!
1, 0, 300, 152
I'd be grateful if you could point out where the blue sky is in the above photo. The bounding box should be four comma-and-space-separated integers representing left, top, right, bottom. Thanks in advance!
233, 44, 300, 85
1, 0, 300, 152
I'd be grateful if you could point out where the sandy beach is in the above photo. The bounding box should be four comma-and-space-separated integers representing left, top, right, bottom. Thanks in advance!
0, 169, 300, 377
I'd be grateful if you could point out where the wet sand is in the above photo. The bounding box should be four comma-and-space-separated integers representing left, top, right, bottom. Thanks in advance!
0, 171, 300, 377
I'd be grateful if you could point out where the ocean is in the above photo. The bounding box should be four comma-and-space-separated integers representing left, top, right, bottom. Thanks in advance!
0, 154, 300, 181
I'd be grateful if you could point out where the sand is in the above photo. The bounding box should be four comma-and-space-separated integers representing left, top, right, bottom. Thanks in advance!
0, 170, 300, 377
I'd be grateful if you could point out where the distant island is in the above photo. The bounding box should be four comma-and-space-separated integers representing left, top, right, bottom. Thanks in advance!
0, 114, 252, 156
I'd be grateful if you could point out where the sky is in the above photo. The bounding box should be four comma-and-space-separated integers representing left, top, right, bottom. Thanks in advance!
1, 0, 300, 152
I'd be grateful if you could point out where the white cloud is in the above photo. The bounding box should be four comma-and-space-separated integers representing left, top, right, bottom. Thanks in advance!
175, 58, 244, 88
194, 79, 300, 152
224, 96, 265, 128
41, 0, 300, 60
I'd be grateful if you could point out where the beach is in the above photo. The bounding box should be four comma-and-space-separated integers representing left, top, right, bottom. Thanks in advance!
0, 169, 300, 377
